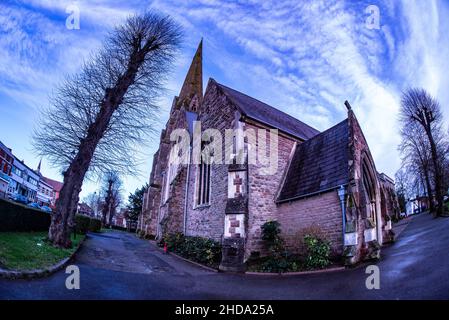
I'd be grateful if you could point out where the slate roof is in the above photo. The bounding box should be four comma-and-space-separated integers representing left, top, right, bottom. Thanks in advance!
216, 82, 320, 141
0, 140, 13, 158
277, 119, 349, 202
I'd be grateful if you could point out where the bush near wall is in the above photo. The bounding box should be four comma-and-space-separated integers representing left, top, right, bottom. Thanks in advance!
162, 233, 222, 268
303, 234, 331, 270
0, 198, 50, 232
74, 215, 90, 234
74, 215, 101, 234
88, 217, 102, 233
247, 221, 333, 273
137, 230, 156, 240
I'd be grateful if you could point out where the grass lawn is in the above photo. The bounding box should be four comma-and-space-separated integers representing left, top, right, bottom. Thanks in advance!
0, 232, 84, 271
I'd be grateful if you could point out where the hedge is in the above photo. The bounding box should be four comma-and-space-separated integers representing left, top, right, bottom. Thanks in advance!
0, 199, 101, 234
0, 198, 51, 232
88, 217, 101, 233
74, 214, 101, 234
74, 215, 90, 234
163, 233, 222, 267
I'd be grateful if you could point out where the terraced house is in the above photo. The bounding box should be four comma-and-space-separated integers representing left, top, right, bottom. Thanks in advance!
137, 41, 399, 271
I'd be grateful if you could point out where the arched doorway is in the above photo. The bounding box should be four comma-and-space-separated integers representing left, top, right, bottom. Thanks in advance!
360, 155, 382, 244
361, 159, 377, 226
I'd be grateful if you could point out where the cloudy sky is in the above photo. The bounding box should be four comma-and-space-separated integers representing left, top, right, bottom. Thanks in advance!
1, 0, 448, 200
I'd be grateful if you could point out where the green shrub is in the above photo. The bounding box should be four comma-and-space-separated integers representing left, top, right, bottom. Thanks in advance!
296, 224, 326, 254
144, 233, 155, 240
303, 234, 331, 270
261, 220, 281, 242
163, 232, 185, 251
259, 220, 293, 272
0, 198, 51, 232
74, 215, 91, 234
163, 233, 221, 267
262, 220, 286, 254
88, 218, 101, 233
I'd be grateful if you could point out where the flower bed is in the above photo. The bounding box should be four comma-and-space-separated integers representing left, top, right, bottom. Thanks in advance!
247, 221, 335, 273
162, 233, 222, 269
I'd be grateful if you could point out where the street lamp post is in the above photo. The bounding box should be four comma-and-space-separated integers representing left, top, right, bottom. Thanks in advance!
338, 185, 347, 248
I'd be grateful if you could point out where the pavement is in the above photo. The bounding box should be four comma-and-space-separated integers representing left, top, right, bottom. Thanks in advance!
1, 212, 448, 300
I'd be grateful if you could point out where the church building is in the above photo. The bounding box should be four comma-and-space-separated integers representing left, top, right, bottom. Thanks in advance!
137, 41, 398, 271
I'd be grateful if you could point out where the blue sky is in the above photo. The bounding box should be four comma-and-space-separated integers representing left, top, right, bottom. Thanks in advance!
1, 0, 448, 200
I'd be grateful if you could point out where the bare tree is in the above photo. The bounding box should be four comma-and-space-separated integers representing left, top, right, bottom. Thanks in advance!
83, 192, 102, 218
399, 121, 435, 212
394, 168, 408, 214
101, 172, 122, 227
33, 12, 182, 247
399, 88, 446, 216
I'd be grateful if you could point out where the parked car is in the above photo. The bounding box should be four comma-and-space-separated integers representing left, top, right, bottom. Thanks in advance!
11, 194, 28, 205
41, 206, 52, 213
28, 202, 41, 209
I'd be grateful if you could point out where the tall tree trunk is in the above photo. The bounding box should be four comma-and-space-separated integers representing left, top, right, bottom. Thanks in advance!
48, 169, 83, 248
425, 126, 444, 216
108, 204, 114, 226
49, 138, 99, 247
49, 81, 137, 246
102, 181, 113, 227
102, 201, 108, 226
422, 167, 435, 213
48, 32, 159, 247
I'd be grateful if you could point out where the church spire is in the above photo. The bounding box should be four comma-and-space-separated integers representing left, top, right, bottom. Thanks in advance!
177, 39, 203, 110
37, 158, 42, 173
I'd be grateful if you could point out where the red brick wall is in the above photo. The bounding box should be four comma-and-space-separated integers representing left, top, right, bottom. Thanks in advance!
245, 127, 343, 258
276, 191, 343, 255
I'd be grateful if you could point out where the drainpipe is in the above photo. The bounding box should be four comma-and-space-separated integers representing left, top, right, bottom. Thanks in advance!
338, 185, 347, 249
183, 145, 192, 235
156, 171, 165, 241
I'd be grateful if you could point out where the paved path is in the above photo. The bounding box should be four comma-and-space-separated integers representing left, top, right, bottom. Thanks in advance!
1, 212, 448, 300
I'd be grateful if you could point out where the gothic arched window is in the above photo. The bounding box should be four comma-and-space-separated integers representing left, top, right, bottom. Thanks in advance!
195, 142, 211, 206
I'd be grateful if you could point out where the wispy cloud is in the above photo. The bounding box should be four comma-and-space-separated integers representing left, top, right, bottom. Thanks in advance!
1, 0, 448, 196
152, 0, 449, 177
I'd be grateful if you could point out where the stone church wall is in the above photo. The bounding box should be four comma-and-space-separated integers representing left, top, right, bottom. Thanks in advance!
184, 80, 237, 241
245, 126, 296, 258
346, 109, 383, 263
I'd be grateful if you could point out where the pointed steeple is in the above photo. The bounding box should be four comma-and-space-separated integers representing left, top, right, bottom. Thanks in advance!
177, 39, 203, 110
37, 158, 42, 173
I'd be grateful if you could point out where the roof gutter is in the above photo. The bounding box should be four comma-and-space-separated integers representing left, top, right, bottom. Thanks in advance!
240, 115, 309, 142
276, 183, 348, 204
